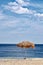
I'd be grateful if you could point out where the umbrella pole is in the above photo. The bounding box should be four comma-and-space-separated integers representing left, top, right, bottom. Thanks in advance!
24, 48, 26, 59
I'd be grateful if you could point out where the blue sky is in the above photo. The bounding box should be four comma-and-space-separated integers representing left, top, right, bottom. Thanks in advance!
0, 0, 43, 44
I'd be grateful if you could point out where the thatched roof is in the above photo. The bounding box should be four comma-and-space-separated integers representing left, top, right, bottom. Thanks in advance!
17, 41, 35, 48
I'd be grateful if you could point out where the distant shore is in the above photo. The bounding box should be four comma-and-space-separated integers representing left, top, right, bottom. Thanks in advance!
0, 58, 43, 65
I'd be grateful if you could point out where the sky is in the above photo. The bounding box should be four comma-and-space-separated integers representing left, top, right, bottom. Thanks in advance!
0, 0, 43, 44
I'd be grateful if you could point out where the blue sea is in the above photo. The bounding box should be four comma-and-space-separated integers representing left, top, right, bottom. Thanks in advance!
0, 44, 43, 58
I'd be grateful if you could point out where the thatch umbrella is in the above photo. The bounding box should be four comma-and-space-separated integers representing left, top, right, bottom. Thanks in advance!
16, 41, 35, 58
17, 41, 35, 48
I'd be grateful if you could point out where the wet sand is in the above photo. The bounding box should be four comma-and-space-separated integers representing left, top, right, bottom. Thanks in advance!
0, 58, 43, 65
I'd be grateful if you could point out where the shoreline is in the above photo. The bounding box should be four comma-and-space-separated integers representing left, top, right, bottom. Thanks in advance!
0, 58, 43, 65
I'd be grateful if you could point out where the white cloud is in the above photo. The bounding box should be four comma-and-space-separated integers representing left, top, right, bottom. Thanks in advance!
2, 0, 43, 17
2, 0, 36, 14
16, 0, 25, 4
16, 0, 29, 6
34, 13, 43, 17
8, 2, 18, 6
11, 6, 33, 14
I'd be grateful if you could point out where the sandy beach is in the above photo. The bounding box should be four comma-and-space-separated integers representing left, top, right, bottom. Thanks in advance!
0, 58, 43, 65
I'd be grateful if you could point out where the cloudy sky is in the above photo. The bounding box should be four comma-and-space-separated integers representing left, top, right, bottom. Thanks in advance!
0, 0, 43, 44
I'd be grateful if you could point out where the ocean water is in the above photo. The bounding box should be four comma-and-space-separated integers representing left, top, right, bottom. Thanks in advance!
0, 44, 43, 58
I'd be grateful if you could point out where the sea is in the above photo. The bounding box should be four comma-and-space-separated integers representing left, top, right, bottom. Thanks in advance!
0, 44, 43, 58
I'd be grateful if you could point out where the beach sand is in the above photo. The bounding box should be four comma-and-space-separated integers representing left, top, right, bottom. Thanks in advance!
0, 58, 43, 65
